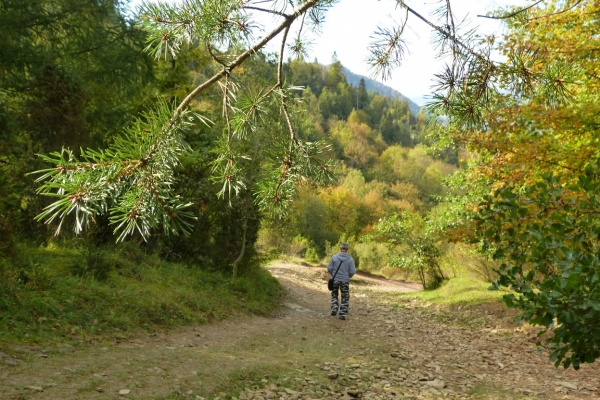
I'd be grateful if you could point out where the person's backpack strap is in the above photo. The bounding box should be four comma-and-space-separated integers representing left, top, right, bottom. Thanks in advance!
331, 259, 346, 281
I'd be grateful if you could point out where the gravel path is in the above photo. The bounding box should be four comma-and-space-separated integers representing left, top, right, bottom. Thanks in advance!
256, 262, 600, 400
0, 262, 598, 399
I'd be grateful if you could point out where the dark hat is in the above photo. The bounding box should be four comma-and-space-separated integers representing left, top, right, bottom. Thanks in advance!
340, 242, 349, 249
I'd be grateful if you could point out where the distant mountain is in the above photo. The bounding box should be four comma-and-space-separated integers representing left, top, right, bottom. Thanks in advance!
341, 66, 421, 116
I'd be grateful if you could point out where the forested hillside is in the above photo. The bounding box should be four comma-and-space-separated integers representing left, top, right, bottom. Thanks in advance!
341, 66, 421, 116
261, 59, 458, 287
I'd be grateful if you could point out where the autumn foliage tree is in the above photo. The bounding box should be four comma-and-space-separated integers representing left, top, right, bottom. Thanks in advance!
389, 0, 600, 368
472, 1, 600, 369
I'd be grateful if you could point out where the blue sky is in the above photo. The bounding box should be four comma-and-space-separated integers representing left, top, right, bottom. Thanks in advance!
129, 0, 521, 105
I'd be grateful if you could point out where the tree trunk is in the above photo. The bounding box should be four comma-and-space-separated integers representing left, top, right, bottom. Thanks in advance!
232, 221, 247, 281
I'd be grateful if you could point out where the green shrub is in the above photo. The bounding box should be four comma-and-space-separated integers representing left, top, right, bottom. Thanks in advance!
289, 235, 309, 257
352, 241, 389, 272
0, 242, 281, 345
439, 242, 498, 281
372, 212, 446, 289
305, 247, 320, 263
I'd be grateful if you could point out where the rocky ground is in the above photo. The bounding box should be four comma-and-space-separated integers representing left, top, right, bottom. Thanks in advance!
1, 262, 599, 399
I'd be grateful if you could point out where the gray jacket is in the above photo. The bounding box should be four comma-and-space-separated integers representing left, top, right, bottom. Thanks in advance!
327, 252, 356, 283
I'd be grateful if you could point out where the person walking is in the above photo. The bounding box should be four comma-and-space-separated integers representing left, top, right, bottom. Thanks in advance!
327, 242, 356, 320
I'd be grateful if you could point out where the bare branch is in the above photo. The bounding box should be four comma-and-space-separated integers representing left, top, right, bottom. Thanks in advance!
296, 12, 306, 44
528, 0, 583, 20
445, 0, 456, 39
206, 42, 229, 67
477, 0, 544, 20
276, 26, 288, 88
477, 0, 585, 22
274, 25, 298, 146
243, 6, 289, 17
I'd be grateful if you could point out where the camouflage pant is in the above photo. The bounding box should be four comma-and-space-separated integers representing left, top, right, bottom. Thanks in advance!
331, 281, 350, 317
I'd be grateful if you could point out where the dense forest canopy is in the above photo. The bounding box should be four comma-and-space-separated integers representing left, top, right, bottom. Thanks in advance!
1, 0, 599, 369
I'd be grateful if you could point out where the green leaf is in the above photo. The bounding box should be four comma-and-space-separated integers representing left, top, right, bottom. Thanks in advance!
587, 300, 600, 311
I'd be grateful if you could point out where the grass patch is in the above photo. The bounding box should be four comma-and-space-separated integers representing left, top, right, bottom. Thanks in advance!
395, 277, 507, 306
0, 241, 281, 346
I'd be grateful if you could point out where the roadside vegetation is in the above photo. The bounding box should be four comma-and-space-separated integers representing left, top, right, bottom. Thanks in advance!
0, 241, 280, 346
395, 278, 505, 307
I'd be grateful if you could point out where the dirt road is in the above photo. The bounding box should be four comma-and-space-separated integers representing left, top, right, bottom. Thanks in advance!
1, 262, 599, 399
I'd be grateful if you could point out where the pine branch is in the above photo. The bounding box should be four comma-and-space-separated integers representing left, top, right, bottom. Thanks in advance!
174, 0, 318, 116
32, 0, 335, 239
396, 0, 490, 65
206, 42, 229, 67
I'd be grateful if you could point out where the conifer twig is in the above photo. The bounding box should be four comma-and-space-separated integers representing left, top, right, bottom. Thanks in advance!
174, 0, 317, 116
